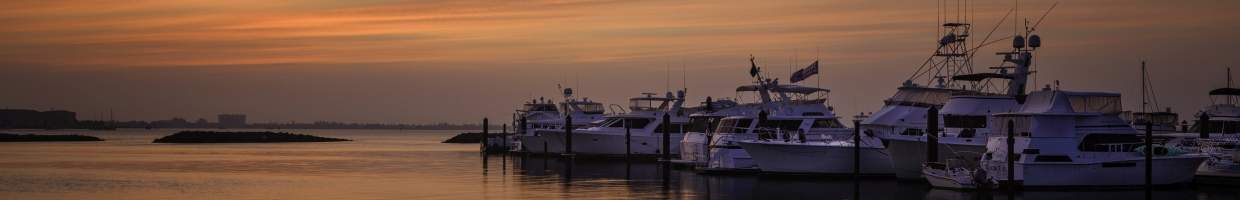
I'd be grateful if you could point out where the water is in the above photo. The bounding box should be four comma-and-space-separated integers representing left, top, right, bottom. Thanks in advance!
1, 129, 1237, 200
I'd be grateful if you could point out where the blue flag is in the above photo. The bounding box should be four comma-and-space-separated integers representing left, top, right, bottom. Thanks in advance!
790, 60, 819, 83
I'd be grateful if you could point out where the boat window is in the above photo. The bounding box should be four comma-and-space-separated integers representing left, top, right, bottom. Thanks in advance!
524, 104, 558, 112
944, 115, 987, 128
1068, 95, 1121, 114
957, 128, 976, 138
1033, 155, 1073, 162
900, 128, 925, 136
716, 119, 753, 133
568, 103, 605, 115
604, 118, 652, 128
757, 120, 804, 132
687, 117, 720, 133
655, 123, 687, 134
802, 112, 825, 116
811, 119, 845, 128
1191, 120, 1240, 134
887, 87, 954, 106
1078, 134, 1142, 152
630, 99, 670, 112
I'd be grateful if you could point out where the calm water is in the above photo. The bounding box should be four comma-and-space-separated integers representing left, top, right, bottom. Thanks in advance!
1, 129, 1238, 200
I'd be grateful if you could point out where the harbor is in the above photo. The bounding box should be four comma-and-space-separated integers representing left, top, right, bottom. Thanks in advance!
4, 0, 1240, 199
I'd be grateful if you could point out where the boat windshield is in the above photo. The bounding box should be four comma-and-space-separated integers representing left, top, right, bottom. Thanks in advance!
687, 116, 723, 133
564, 102, 604, 115
1068, 95, 1122, 114
524, 104, 558, 112
886, 87, 956, 107
630, 98, 671, 112
716, 118, 754, 133
1125, 112, 1178, 126
944, 115, 987, 128
598, 117, 653, 129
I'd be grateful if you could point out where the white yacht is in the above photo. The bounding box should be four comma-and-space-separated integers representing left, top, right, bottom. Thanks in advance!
1166, 87, 1240, 180
516, 88, 606, 154
702, 82, 842, 172
734, 114, 882, 175
541, 91, 689, 157
677, 98, 742, 167
930, 88, 1208, 188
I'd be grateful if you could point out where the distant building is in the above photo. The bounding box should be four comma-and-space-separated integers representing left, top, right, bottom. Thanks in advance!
218, 114, 247, 129
0, 109, 78, 129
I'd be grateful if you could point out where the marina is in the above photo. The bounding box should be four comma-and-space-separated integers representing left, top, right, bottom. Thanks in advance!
4, 0, 1240, 199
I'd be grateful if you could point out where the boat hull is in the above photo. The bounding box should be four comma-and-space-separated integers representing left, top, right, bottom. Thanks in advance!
738, 141, 895, 175
991, 156, 1209, 187
886, 138, 987, 179
542, 130, 682, 157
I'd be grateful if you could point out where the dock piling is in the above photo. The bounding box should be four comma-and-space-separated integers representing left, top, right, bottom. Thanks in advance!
1006, 119, 1016, 190
1145, 122, 1153, 197
1201, 114, 1211, 139
927, 107, 939, 163
482, 118, 489, 153
565, 114, 573, 156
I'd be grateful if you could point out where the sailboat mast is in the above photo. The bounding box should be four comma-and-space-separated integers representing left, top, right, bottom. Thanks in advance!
1141, 61, 1146, 113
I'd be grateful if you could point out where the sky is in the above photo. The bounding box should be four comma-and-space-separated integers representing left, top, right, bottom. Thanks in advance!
2, 0, 1239, 124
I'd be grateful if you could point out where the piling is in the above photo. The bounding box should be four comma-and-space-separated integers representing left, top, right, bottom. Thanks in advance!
927, 107, 939, 163
853, 120, 861, 177
1006, 120, 1016, 190
662, 113, 671, 162
1145, 122, 1153, 196
853, 120, 861, 200
1201, 114, 1211, 139
662, 113, 672, 188
625, 119, 632, 160
482, 118, 489, 152
565, 114, 573, 156
502, 124, 508, 152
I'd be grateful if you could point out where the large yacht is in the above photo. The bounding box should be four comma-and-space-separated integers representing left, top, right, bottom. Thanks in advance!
884, 23, 1035, 179
541, 91, 689, 157
1169, 85, 1240, 180
678, 97, 743, 167
516, 88, 606, 154
931, 87, 1208, 188
734, 114, 881, 175
702, 79, 843, 172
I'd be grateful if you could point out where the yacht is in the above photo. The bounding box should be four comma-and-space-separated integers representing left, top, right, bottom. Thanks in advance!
541, 91, 689, 157
930, 87, 1208, 188
863, 19, 993, 179
516, 88, 606, 154
734, 114, 882, 175
677, 98, 742, 167
702, 81, 842, 172
1168, 86, 1240, 180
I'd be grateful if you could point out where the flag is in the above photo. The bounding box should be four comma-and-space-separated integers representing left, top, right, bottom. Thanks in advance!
790, 60, 819, 83
749, 56, 760, 77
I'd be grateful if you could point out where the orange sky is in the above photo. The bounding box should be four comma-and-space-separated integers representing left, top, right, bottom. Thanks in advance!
2, 0, 1239, 123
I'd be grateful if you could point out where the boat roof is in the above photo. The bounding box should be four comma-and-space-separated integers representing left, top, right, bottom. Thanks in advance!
951, 73, 1011, 82
997, 89, 1122, 116
735, 84, 830, 94
1209, 88, 1240, 96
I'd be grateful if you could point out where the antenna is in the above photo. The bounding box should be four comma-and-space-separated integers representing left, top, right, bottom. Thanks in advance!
1141, 61, 1146, 113
1026, 2, 1059, 35
665, 60, 671, 93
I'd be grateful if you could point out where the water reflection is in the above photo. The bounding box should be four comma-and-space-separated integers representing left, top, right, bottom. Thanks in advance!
495, 154, 1240, 200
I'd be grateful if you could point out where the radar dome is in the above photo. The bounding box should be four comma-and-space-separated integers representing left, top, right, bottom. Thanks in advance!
1028, 35, 1041, 48
1013, 35, 1026, 49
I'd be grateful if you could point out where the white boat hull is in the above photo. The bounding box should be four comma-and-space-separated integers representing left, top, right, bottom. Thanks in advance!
680, 132, 709, 165
991, 156, 1208, 187
738, 141, 894, 175
886, 138, 986, 179
542, 130, 682, 156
